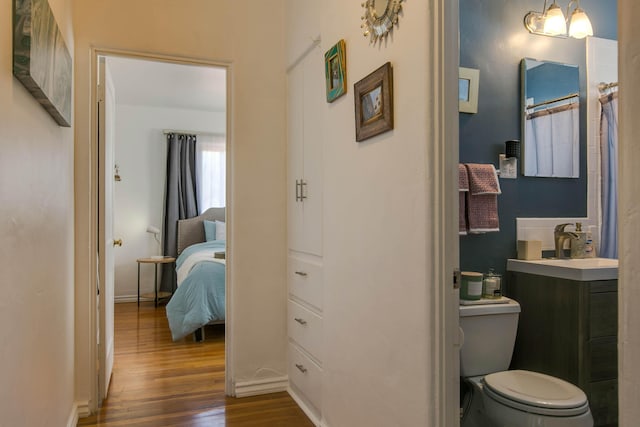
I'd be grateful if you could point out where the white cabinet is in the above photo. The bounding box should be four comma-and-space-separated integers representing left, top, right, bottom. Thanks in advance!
287, 44, 323, 257
286, 43, 324, 425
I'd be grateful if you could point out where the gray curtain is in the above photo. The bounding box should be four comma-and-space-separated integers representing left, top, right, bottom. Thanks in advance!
599, 92, 618, 259
161, 133, 199, 292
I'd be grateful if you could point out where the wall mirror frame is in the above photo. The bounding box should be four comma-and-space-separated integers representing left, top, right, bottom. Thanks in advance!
521, 57, 580, 178
360, 0, 404, 44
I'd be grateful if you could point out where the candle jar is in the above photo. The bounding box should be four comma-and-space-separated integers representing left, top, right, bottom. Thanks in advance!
483, 269, 502, 299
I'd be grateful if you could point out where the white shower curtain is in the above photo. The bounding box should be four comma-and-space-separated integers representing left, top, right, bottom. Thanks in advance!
600, 92, 618, 259
524, 103, 579, 177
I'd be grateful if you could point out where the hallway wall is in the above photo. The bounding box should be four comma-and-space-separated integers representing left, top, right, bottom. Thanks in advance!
0, 0, 76, 425
72, 0, 288, 409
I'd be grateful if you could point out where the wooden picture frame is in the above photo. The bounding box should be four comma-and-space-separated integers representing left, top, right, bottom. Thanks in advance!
13, 0, 72, 126
459, 67, 479, 114
354, 62, 393, 142
325, 39, 347, 103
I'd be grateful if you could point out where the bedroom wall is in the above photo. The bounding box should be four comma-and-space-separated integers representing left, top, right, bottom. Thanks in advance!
286, 0, 435, 425
72, 0, 288, 410
0, 0, 77, 425
112, 103, 224, 300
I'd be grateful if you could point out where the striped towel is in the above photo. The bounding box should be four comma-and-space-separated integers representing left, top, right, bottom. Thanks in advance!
465, 164, 501, 233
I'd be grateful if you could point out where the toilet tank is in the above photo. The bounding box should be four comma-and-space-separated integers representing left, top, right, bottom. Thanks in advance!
459, 298, 521, 377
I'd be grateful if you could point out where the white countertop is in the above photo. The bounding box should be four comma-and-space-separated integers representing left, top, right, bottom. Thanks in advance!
507, 258, 618, 281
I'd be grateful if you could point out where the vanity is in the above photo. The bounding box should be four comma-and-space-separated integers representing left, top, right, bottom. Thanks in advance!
506, 258, 618, 427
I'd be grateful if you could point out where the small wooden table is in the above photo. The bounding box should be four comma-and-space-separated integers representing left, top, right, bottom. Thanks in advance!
137, 257, 176, 307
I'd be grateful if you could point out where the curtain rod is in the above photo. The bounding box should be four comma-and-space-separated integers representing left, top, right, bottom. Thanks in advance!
163, 129, 224, 137
598, 81, 618, 92
527, 92, 579, 110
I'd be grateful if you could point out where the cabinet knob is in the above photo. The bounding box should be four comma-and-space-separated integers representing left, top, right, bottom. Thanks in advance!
295, 363, 308, 373
294, 317, 307, 325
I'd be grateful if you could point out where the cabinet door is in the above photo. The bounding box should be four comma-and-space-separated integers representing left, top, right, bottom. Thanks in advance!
301, 46, 324, 257
287, 46, 323, 256
287, 62, 305, 252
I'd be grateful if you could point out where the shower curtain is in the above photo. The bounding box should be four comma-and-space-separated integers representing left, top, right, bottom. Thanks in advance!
599, 92, 618, 259
524, 103, 579, 177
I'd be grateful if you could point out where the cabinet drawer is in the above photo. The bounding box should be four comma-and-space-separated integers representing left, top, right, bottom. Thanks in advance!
589, 337, 617, 381
289, 343, 323, 412
589, 292, 617, 338
288, 300, 323, 362
288, 256, 323, 310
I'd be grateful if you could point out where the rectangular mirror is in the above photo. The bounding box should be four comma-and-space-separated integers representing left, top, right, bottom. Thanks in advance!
521, 58, 580, 178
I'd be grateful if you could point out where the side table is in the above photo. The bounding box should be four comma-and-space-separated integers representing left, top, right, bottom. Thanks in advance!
137, 256, 176, 307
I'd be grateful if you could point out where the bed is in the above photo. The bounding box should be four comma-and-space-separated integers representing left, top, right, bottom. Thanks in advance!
165, 207, 226, 341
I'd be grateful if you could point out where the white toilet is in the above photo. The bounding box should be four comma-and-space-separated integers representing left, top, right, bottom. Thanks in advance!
459, 298, 593, 427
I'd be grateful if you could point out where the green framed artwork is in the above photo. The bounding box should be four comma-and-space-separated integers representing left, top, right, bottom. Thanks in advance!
324, 39, 347, 103
13, 0, 72, 127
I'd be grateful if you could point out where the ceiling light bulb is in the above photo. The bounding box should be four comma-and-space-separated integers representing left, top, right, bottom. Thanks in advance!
568, 8, 593, 39
543, 2, 567, 35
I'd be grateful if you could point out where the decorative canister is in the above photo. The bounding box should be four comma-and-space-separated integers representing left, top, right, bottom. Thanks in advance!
483, 269, 502, 299
460, 272, 483, 300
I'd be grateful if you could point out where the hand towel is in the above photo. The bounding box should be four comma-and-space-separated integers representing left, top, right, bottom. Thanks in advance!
465, 163, 501, 233
459, 164, 469, 235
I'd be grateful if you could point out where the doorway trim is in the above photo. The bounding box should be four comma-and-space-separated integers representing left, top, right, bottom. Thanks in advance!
87, 46, 234, 408
428, 0, 460, 424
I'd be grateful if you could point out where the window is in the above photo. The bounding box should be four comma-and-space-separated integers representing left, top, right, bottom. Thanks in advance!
196, 134, 226, 213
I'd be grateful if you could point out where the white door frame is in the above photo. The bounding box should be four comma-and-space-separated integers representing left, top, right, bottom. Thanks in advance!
429, 0, 461, 425
87, 47, 235, 407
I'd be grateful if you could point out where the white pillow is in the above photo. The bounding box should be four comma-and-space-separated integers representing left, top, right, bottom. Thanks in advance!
215, 220, 226, 240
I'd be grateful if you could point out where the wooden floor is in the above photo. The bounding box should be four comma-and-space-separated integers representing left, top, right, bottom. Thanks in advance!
78, 303, 314, 427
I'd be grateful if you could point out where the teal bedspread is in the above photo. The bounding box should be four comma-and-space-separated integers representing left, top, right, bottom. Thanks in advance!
166, 241, 226, 340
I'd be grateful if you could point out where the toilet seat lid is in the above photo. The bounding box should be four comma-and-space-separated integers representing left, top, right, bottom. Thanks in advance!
484, 370, 588, 410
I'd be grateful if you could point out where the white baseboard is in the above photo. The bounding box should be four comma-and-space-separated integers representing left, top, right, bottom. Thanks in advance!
115, 295, 141, 303
67, 401, 91, 427
234, 375, 289, 397
287, 386, 322, 427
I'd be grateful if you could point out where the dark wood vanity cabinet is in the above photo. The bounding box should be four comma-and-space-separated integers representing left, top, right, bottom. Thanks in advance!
505, 272, 618, 427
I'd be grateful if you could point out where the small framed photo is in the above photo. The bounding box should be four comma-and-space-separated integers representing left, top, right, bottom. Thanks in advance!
459, 67, 479, 114
354, 62, 393, 142
325, 39, 347, 103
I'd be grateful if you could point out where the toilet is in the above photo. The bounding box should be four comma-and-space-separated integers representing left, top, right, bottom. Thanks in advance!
459, 298, 593, 427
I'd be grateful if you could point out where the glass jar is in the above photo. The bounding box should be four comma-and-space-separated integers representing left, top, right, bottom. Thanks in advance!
483, 269, 502, 299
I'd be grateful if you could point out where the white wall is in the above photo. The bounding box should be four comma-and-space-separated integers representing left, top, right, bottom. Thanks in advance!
73, 0, 287, 410
113, 103, 224, 300
0, 0, 77, 425
287, 1, 434, 425
618, 1, 640, 424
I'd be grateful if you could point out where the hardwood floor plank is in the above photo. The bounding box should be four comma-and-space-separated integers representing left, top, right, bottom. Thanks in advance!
78, 303, 313, 427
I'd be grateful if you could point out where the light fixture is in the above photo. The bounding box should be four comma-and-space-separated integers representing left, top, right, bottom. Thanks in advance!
146, 225, 162, 257
524, 0, 593, 39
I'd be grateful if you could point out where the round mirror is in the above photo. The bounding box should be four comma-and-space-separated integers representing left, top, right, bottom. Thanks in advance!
361, 0, 403, 44
374, 0, 389, 17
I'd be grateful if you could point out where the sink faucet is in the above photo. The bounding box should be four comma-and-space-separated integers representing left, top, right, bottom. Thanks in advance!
554, 223, 579, 258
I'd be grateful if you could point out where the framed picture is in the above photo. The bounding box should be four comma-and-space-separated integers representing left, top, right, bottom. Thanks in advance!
325, 39, 347, 103
459, 67, 479, 114
13, 0, 72, 126
354, 62, 393, 142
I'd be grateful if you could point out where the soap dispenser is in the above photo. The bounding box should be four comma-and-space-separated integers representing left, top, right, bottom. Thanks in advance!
570, 222, 588, 259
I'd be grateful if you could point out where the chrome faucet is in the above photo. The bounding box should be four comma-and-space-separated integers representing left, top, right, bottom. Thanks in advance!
554, 223, 579, 258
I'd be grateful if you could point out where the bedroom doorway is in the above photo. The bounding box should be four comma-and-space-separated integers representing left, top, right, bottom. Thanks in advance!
95, 50, 231, 406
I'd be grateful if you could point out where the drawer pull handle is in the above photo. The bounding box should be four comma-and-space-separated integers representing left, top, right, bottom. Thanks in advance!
294, 317, 307, 325
294, 271, 308, 277
295, 363, 308, 373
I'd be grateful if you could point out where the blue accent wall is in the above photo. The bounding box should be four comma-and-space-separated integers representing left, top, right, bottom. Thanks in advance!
459, 0, 617, 275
